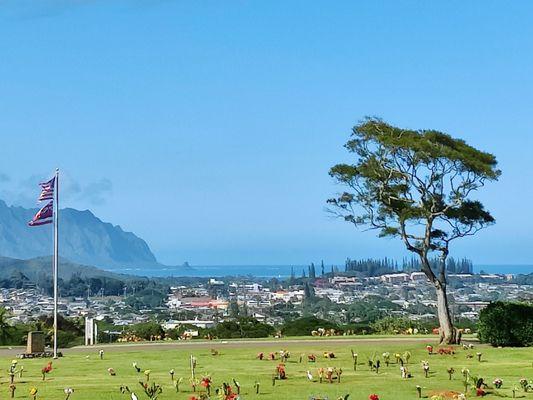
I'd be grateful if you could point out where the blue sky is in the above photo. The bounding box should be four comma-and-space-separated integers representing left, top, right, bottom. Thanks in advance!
1, 1, 532, 266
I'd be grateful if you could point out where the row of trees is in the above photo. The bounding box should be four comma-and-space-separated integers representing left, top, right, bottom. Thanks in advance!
0, 269, 172, 300
1, 301, 529, 346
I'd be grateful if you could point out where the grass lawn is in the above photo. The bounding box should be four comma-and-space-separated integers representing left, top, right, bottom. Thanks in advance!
1, 338, 531, 399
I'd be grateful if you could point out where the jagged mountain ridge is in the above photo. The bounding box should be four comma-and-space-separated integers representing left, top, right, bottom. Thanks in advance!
0, 200, 159, 269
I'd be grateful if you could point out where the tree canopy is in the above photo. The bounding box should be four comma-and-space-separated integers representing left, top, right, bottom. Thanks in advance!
328, 118, 500, 281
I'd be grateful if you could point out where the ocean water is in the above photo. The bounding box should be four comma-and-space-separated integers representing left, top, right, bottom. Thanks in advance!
113, 264, 533, 278
115, 265, 300, 278
474, 264, 533, 275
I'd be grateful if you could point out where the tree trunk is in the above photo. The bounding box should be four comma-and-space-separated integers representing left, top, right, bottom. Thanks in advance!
435, 281, 456, 344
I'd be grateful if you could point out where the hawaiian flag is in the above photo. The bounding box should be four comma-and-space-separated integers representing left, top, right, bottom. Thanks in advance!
28, 200, 53, 226
38, 177, 55, 201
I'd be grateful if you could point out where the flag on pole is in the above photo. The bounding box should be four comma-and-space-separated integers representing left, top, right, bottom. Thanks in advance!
27, 171, 60, 359
38, 178, 55, 201
28, 200, 54, 226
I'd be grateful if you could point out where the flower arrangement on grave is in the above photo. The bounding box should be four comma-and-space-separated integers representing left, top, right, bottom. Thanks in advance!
403, 351, 411, 364
201, 375, 212, 395
400, 365, 411, 379
232, 379, 241, 394
190, 377, 200, 392
133, 362, 141, 373
308, 354, 317, 362
169, 369, 175, 381
493, 378, 503, 389
99, 349, 104, 360
519, 378, 531, 392
382, 352, 390, 367
64, 387, 74, 400
41, 362, 53, 381
416, 385, 422, 398
221, 382, 238, 400
326, 367, 334, 383
447, 367, 455, 380
9, 384, 16, 398
476, 352, 483, 362
29, 387, 38, 400
421, 361, 430, 378
8, 360, 19, 384
269, 352, 276, 360
426, 345, 434, 355
476, 388, 486, 397
211, 348, 219, 356
336, 368, 343, 383
372, 359, 381, 374
318, 367, 325, 383
438, 347, 455, 355
352, 352, 358, 370
276, 363, 286, 379
257, 352, 264, 360
174, 377, 183, 392
395, 353, 403, 365
139, 381, 162, 400
144, 370, 151, 381
369, 394, 379, 400
454, 394, 466, 400
108, 368, 116, 376
188, 394, 210, 400
254, 381, 260, 394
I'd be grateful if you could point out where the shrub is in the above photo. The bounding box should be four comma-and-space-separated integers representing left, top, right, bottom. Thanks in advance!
130, 322, 165, 340
206, 318, 274, 339
478, 302, 533, 347
371, 317, 426, 334
281, 316, 339, 336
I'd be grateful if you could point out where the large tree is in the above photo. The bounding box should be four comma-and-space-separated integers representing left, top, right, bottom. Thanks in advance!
328, 118, 500, 344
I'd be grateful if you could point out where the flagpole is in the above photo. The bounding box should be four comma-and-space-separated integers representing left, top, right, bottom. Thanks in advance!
53, 168, 59, 359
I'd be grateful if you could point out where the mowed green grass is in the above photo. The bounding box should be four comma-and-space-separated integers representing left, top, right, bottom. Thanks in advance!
1, 338, 532, 400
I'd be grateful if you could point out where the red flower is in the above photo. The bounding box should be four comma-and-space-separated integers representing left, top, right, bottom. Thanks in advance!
369, 394, 379, 400
41, 362, 53, 374
476, 388, 485, 397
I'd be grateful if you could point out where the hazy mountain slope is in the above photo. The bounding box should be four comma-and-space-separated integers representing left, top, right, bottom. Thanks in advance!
0, 200, 158, 269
